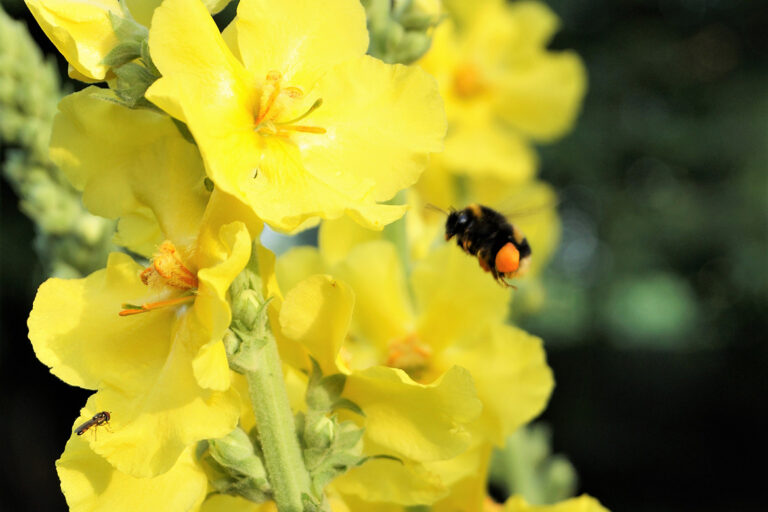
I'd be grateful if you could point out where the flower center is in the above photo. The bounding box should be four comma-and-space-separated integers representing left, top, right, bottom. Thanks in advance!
453, 62, 486, 98
120, 241, 197, 316
253, 70, 326, 138
385, 333, 432, 379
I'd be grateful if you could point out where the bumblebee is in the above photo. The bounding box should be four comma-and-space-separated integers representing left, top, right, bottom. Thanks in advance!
75, 411, 111, 436
445, 204, 532, 286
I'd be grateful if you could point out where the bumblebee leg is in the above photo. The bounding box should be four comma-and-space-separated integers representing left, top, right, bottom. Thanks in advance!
477, 248, 491, 272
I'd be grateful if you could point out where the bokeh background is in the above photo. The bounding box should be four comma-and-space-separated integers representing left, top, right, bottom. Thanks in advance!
1, 0, 766, 510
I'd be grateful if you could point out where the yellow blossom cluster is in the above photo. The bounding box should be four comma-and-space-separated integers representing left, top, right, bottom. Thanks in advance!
24, 0, 603, 511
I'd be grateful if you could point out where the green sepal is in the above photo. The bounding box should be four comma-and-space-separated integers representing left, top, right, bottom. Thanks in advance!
305, 358, 364, 416
198, 428, 272, 504
112, 62, 157, 107
302, 418, 368, 498
140, 39, 160, 77
172, 118, 196, 144
226, 253, 273, 373
301, 493, 326, 512
332, 398, 365, 417
102, 41, 142, 68
108, 11, 148, 45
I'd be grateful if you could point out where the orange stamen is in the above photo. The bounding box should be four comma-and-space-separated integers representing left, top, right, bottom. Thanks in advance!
279, 125, 327, 134
122, 241, 198, 318
255, 71, 284, 124
120, 294, 196, 316
385, 333, 432, 372
143, 241, 198, 290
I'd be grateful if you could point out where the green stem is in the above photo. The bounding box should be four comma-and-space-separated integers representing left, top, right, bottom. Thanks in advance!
246, 333, 311, 512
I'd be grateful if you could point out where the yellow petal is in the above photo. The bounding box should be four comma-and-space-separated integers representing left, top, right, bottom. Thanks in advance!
191, 211, 254, 390
57, 437, 207, 512
201, 494, 272, 512
334, 241, 414, 352
299, 55, 446, 202
126, 0, 230, 27
318, 217, 382, 267
426, 443, 491, 490
410, 170, 456, 260
441, 122, 538, 182
411, 244, 509, 352
430, 445, 492, 512
275, 246, 326, 296
28, 252, 174, 392
497, 51, 587, 141
506, 1, 560, 50
82, 330, 241, 477
50, 87, 210, 251
441, 324, 554, 443
279, 274, 354, 375
334, 456, 447, 506
232, 0, 368, 88
143, 76, 187, 124
113, 207, 163, 257
25, 0, 121, 80
245, 136, 408, 232
344, 365, 482, 462
146, 0, 256, 150
504, 495, 610, 512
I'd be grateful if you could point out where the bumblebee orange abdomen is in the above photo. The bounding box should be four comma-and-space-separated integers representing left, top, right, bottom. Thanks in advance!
495, 242, 520, 273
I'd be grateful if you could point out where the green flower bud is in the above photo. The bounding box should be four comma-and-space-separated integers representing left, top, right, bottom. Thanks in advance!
199, 428, 272, 504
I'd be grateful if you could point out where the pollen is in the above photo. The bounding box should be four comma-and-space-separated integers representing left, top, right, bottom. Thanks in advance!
254, 70, 326, 138
140, 241, 198, 290
121, 241, 198, 316
495, 242, 520, 274
385, 333, 432, 378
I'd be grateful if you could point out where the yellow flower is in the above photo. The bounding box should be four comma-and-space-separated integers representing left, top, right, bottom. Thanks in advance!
31, 88, 261, 477
145, 0, 446, 232
57, 422, 208, 512
50, 87, 213, 256
24, 0, 233, 81
276, 240, 553, 504
25, 0, 123, 81
503, 495, 610, 512
420, 0, 586, 182
123, 0, 230, 28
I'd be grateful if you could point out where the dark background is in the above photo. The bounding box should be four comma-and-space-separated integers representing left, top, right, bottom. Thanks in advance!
1, 0, 767, 511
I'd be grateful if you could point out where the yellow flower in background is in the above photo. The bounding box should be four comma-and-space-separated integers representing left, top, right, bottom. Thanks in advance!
420, 0, 586, 183
30, 89, 262, 477
25, 0, 123, 81
503, 495, 610, 512
275, 240, 553, 505
57, 428, 207, 512
145, 0, 446, 232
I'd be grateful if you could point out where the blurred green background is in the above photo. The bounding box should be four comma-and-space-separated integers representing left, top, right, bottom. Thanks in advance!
1, 0, 766, 511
